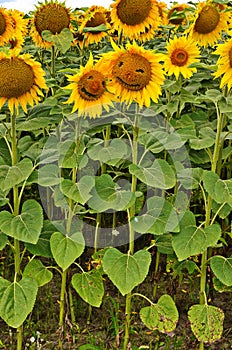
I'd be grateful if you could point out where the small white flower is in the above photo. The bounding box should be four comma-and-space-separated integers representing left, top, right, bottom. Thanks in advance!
112, 229, 120, 236
30, 336, 35, 343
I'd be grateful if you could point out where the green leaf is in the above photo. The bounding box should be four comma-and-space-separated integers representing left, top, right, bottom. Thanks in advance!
88, 139, 128, 166
190, 127, 215, 150
83, 24, 108, 33
188, 304, 224, 343
172, 224, 221, 261
0, 158, 33, 191
102, 248, 151, 296
25, 221, 54, 258
140, 295, 178, 334
42, 28, 74, 53
50, 231, 85, 270
0, 200, 43, 244
38, 164, 61, 186
78, 345, 100, 350
129, 159, 176, 189
61, 176, 95, 205
0, 233, 7, 250
72, 269, 104, 307
131, 196, 179, 234
210, 255, 232, 286
0, 276, 38, 328
88, 174, 135, 212
23, 259, 53, 287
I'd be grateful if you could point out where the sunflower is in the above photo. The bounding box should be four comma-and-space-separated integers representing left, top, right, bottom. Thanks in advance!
79, 6, 110, 47
101, 40, 164, 108
30, 0, 71, 48
7, 9, 28, 50
162, 36, 200, 79
155, 0, 168, 26
63, 53, 115, 118
0, 8, 14, 46
0, 51, 48, 115
212, 39, 232, 90
110, 0, 160, 40
188, 1, 230, 47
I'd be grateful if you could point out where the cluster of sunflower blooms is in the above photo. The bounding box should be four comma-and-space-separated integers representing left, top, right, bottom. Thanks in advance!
0, 0, 232, 118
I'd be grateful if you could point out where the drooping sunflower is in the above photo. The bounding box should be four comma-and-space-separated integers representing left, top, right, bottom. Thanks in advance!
79, 6, 110, 47
110, 0, 160, 40
188, 1, 230, 47
0, 51, 48, 115
0, 7, 14, 46
167, 4, 191, 26
30, 0, 72, 48
63, 53, 115, 118
212, 39, 232, 90
162, 36, 200, 79
101, 41, 165, 108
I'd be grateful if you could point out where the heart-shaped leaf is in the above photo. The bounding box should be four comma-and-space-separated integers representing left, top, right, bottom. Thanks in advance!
210, 255, 232, 286
50, 231, 85, 270
131, 196, 179, 234
188, 304, 224, 343
172, 224, 221, 261
140, 295, 178, 334
129, 159, 176, 189
0, 276, 38, 328
72, 269, 104, 307
0, 200, 43, 244
102, 248, 151, 295
23, 259, 53, 287
0, 158, 33, 191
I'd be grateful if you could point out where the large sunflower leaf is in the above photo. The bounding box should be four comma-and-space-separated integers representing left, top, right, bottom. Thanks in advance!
0, 200, 43, 244
188, 304, 224, 343
0, 277, 38, 328
102, 248, 151, 296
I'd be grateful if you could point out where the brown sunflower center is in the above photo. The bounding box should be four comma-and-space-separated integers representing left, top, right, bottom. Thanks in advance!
229, 47, 232, 68
194, 5, 220, 34
34, 3, 70, 35
171, 49, 189, 67
86, 12, 106, 28
117, 0, 152, 26
168, 6, 185, 25
0, 58, 34, 98
78, 70, 106, 101
113, 52, 151, 91
0, 12, 6, 35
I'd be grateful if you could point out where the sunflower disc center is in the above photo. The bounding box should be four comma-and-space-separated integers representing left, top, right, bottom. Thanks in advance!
78, 70, 106, 101
0, 12, 6, 36
229, 47, 232, 68
0, 58, 34, 98
117, 0, 152, 26
113, 52, 151, 91
171, 49, 189, 67
194, 5, 220, 34
35, 3, 70, 35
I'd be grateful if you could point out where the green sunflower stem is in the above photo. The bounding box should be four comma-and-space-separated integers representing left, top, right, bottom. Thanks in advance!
10, 110, 23, 350
199, 104, 224, 350
123, 109, 141, 350
51, 45, 56, 78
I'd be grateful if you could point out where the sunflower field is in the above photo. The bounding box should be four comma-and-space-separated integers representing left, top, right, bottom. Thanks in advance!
0, 0, 232, 349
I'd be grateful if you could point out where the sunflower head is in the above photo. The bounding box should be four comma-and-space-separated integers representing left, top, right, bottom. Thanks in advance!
188, 1, 230, 47
167, 5, 186, 25
212, 39, 232, 90
111, 0, 160, 39
64, 54, 114, 118
0, 52, 48, 114
112, 52, 151, 91
0, 8, 14, 46
101, 41, 164, 107
194, 4, 220, 34
163, 36, 200, 79
31, 1, 71, 47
